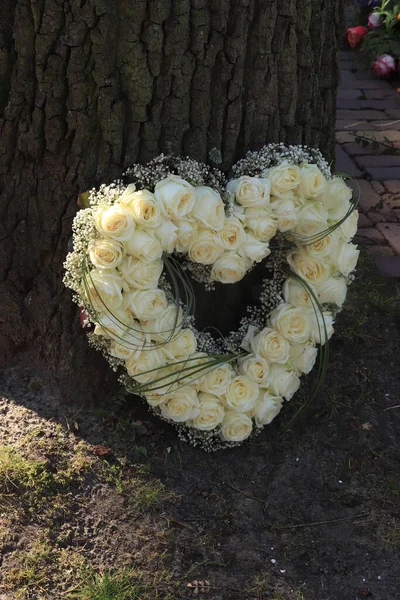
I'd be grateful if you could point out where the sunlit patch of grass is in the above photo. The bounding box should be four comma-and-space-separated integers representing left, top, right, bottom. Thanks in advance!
69, 569, 142, 600
0, 443, 93, 515
101, 460, 174, 510
3, 534, 55, 597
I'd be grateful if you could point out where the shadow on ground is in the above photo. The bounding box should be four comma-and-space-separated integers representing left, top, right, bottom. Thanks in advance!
0, 251, 399, 600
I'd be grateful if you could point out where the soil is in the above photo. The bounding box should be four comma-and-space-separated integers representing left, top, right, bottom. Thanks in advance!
0, 251, 399, 600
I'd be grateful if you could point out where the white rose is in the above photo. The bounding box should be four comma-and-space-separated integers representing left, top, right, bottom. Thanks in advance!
126, 346, 166, 383
161, 328, 197, 360
245, 208, 278, 242
125, 189, 163, 229
299, 163, 327, 198
188, 230, 224, 265
283, 277, 316, 309
289, 342, 318, 374
192, 186, 225, 230
177, 352, 214, 387
224, 375, 259, 412
287, 248, 331, 286
268, 163, 301, 198
191, 393, 225, 431
126, 230, 162, 262
85, 269, 123, 312
218, 217, 247, 250
340, 209, 359, 242
237, 354, 270, 385
144, 305, 183, 342
124, 288, 168, 320
119, 256, 163, 290
307, 233, 338, 259
332, 242, 360, 277
227, 176, 271, 208
238, 234, 271, 263
270, 197, 298, 232
252, 393, 283, 427
160, 386, 200, 423
174, 220, 199, 253
154, 220, 178, 254
210, 252, 249, 284
270, 303, 311, 344
109, 336, 137, 360
93, 309, 135, 340
316, 277, 347, 307
308, 310, 334, 345
198, 363, 232, 395
117, 183, 136, 204
269, 364, 301, 401
94, 204, 136, 242
155, 174, 196, 218
220, 411, 253, 442
322, 178, 353, 221
89, 238, 123, 270
146, 362, 183, 394
293, 204, 329, 240
251, 327, 290, 364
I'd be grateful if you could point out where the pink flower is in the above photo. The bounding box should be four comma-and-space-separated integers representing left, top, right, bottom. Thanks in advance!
368, 12, 383, 29
372, 54, 396, 78
347, 26, 368, 48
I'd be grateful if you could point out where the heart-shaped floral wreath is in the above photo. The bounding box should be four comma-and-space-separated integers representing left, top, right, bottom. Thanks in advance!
64, 144, 359, 451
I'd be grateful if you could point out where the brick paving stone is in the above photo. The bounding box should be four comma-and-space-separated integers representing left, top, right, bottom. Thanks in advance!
339, 80, 393, 90
376, 223, 400, 254
335, 145, 362, 177
336, 109, 385, 120
358, 213, 373, 228
371, 181, 385, 194
370, 131, 400, 141
370, 121, 400, 131
374, 255, 400, 277
368, 210, 398, 224
356, 228, 385, 242
354, 180, 381, 212
363, 167, 400, 180
336, 121, 377, 131
340, 71, 359, 82
368, 245, 395, 257
355, 156, 400, 168
342, 143, 384, 156
364, 90, 399, 100
384, 109, 400, 119
355, 70, 378, 81
337, 89, 364, 100
383, 181, 400, 193
337, 99, 400, 110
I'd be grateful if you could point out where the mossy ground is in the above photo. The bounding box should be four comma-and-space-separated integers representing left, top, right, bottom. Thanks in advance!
0, 250, 399, 600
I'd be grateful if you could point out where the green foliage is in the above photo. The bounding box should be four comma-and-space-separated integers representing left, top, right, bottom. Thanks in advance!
69, 569, 142, 600
0, 444, 92, 513
359, 1, 400, 62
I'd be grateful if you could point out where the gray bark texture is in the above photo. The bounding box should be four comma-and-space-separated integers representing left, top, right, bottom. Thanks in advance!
0, 0, 342, 402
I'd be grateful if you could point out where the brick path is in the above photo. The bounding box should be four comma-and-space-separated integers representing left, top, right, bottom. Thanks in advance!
336, 49, 400, 275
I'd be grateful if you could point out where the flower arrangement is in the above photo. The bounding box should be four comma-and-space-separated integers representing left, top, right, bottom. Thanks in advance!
64, 144, 359, 451
347, 0, 400, 78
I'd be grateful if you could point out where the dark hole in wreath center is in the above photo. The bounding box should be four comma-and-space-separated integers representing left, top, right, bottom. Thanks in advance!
174, 258, 276, 339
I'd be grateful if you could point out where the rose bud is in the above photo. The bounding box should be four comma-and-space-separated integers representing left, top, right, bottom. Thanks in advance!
347, 26, 368, 49
372, 54, 396, 78
368, 13, 383, 29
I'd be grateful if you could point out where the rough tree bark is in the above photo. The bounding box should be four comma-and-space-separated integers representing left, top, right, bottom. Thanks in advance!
0, 0, 342, 402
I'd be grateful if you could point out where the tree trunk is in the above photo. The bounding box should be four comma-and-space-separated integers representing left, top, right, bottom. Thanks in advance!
0, 0, 342, 402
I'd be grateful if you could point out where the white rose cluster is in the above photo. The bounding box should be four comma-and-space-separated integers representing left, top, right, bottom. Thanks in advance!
65, 150, 359, 448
